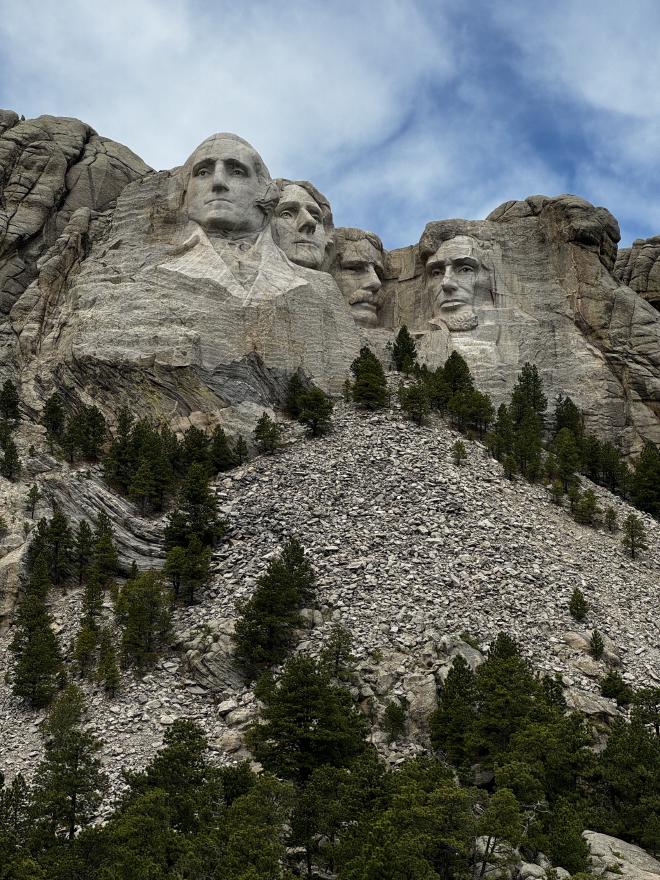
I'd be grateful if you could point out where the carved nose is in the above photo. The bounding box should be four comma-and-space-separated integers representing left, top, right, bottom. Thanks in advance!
297, 208, 316, 233
212, 168, 229, 191
441, 269, 457, 291
363, 266, 382, 292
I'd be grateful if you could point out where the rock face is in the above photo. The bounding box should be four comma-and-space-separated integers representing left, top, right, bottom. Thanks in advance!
0, 112, 150, 379
0, 111, 657, 452
615, 235, 660, 312
584, 830, 660, 879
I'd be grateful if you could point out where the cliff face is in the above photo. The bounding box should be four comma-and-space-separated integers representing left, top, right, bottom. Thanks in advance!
1, 112, 658, 455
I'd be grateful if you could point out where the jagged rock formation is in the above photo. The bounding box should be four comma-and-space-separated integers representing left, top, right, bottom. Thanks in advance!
584, 831, 660, 879
0, 111, 150, 380
0, 111, 657, 454
615, 234, 660, 311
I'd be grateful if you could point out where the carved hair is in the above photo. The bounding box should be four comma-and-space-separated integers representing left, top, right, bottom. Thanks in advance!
334, 226, 384, 254
419, 225, 497, 304
275, 179, 334, 230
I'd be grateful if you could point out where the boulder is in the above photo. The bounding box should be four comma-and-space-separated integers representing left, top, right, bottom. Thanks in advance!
583, 830, 660, 879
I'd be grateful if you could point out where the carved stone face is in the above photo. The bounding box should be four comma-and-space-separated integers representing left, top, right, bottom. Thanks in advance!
184, 135, 268, 236
426, 236, 492, 331
337, 237, 384, 328
272, 184, 329, 269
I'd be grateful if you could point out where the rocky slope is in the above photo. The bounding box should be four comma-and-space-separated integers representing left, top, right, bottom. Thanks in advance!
0, 400, 657, 803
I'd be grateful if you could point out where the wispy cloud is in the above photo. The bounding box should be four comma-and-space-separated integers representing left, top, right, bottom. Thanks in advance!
0, 0, 658, 248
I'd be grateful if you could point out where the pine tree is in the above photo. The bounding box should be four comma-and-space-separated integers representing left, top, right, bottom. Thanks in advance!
44, 509, 73, 586
74, 519, 94, 585
93, 512, 119, 584
26, 485, 40, 519
630, 442, 660, 516
476, 788, 524, 879
73, 621, 98, 678
298, 388, 334, 437
429, 654, 478, 768
285, 370, 307, 418
350, 347, 388, 410
605, 505, 617, 532
622, 512, 647, 559
81, 567, 104, 625
80, 405, 106, 460
233, 434, 248, 464
319, 624, 355, 679
569, 588, 588, 622
0, 380, 20, 422
453, 439, 467, 465
574, 488, 600, 525
391, 325, 418, 374
164, 545, 187, 601
42, 393, 66, 453
553, 427, 581, 491
181, 535, 211, 604
180, 424, 211, 472
0, 438, 21, 481
117, 571, 173, 669
129, 457, 156, 514
233, 537, 315, 674
546, 799, 590, 875
443, 351, 474, 395
9, 557, 63, 707
247, 653, 368, 785
600, 669, 633, 706
398, 380, 430, 426
164, 462, 225, 549
589, 629, 604, 660
488, 403, 514, 461
97, 628, 120, 697
209, 424, 236, 472
253, 412, 282, 453
553, 394, 583, 440
31, 684, 108, 839
550, 479, 564, 505
510, 362, 547, 425
103, 407, 135, 494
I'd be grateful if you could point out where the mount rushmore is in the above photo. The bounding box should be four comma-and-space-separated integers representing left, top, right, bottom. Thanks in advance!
1, 110, 659, 452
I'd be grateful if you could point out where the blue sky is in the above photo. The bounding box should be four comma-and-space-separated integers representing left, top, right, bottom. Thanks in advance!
1, 0, 659, 249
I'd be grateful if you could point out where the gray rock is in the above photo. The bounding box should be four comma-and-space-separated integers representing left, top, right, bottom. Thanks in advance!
615, 235, 660, 312
584, 830, 660, 879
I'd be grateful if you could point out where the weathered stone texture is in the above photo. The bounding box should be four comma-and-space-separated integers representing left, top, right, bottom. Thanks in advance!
615, 235, 660, 311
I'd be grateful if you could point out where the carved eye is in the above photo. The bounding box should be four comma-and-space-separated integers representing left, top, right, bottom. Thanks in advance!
431, 268, 443, 277
196, 168, 209, 177
459, 265, 474, 274
279, 210, 294, 219
231, 166, 246, 176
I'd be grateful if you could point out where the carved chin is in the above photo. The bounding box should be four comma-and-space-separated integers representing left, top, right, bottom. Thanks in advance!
351, 302, 379, 328
431, 311, 478, 332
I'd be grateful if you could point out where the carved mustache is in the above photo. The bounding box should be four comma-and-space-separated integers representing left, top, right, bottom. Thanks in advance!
348, 290, 381, 306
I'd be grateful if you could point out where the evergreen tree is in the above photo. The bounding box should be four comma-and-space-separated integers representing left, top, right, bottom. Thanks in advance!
600, 669, 633, 706
81, 568, 103, 626
253, 412, 282, 454
103, 407, 135, 494
9, 557, 63, 707
550, 479, 564, 505
452, 439, 467, 465
382, 701, 407, 742
164, 462, 225, 549
0, 438, 21, 481
391, 325, 418, 374
164, 545, 187, 601
247, 654, 368, 785
74, 520, 94, 585
179, 425, 211, 472
510, 362, 547, 425
350, 347, 388, 410
476, 788, 524, 880
0, 380, 20, 422
622, 512, 647, 559
97, 629, 120, 697
181, 535, 212, 604
319, 623, 355, 680
489, 403, 515, 461
80, 405, 106, 460
233, 434, 248, 464
589, 629, 604, 660
298, 388, 334, 437
605, 505, 617, 532
630, 442, 660, 516
553, 394, 583, 440
574, 488, 600, 525
26, 485, 40, 519
128, 457, 156, 514
285, 370, 307, 418
553, 427, 581, 491
117, 571, 172, 669
398, 380, 430, 426
233, 537, 315, 674
93, 512, 118, 585
429, 654, 478, 768
443, 351, 474, 395
546, 800, 590, 875
569, 588, 588, 622
210, 425, 237, 472
513, 411, 543, 481
31, 684, 108, 840
42, 393, 66, 453
46, 510, 73, 585
73, 621, 98, 678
